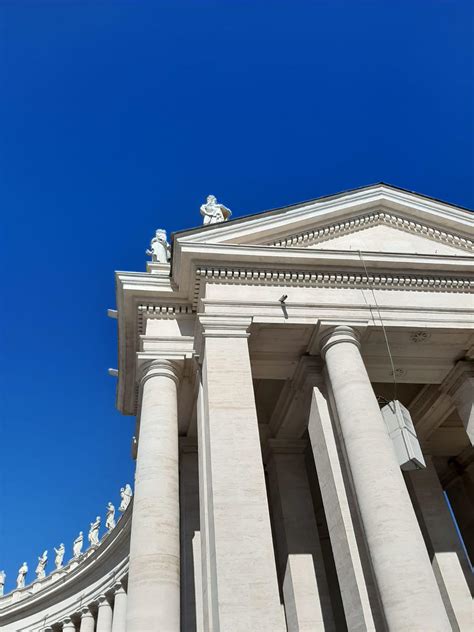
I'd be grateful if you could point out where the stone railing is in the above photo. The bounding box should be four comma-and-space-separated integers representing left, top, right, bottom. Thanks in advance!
0, 502, 132, 632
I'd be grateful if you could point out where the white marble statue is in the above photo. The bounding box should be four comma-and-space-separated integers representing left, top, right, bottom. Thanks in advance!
119, 483, 133, 513
146, 229, 171, 263
106, 502, 116, 531
35, 550, 48, 579
88, 516, 101, 547
16, 562, 28, 589
0, 570, 5, 596
54, 543, 65, 569
73, 531, 84, 558
200, 195, 232, 225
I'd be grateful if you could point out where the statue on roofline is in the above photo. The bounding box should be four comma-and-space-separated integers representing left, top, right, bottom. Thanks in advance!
106, 502, 116, 532
146, 229, 171, 263
54, 543, 65, 569
35, 550, 48, 579
16, 562, 28, 589
88, 516, 101, 547
200, 195, 231, 225
119, 483, 133, 513
73, 532, 84, 558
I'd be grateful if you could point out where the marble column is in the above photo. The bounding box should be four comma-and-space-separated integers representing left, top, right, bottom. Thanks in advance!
320, 326, 451, 631
79, 607, 95, 632
197, 318, 286, 632
266, 440, 335, 632
96, 595, 113, 632
111, 582, 127, 632
408, 458, 472, 631
62, 618, 76, 632
126, 359, 182, 632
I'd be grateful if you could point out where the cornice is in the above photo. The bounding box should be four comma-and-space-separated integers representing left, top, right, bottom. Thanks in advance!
193, 265, 473, 309
175, 185, 473, 246
268, 210, 473, 251
138, 303, 194, 318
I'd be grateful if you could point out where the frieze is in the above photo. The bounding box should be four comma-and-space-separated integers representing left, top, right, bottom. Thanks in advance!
194, 266, 473, 294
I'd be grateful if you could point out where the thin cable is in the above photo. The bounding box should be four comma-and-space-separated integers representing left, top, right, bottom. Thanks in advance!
358, 249, 398, 401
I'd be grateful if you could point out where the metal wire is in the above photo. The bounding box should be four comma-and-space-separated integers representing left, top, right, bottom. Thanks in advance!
358, 249, 398, 401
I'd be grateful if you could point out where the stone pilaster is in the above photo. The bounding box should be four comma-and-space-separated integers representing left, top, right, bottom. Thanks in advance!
266, 439, 335, 632
197, 317, 286, 632
308, 384, 376, 631
126, 359, 182, 632
408, 458, 472, 631
320, 325, 451, 631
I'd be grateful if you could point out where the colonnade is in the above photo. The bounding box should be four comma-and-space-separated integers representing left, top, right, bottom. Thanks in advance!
125, 322, 471, 631
43, 581, 127, 632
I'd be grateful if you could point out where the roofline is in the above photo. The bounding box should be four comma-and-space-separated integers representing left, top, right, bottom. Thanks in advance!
170, 182, 473, 242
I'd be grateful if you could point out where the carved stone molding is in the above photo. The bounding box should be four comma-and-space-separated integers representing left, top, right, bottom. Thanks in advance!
194, 267, 473, 307
268, 210, 474, 252
198, 315, 252, 339
138, 304, 194, 317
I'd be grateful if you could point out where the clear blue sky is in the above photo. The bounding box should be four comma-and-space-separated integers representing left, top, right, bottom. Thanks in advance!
0, 0, 472, 591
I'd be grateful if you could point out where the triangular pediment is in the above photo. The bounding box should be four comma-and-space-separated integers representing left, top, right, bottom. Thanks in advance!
276, 211, 472, 255
175, 184, 473, 257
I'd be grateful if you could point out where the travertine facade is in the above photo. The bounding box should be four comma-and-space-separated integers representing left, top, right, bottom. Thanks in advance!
2, 184, 473, 631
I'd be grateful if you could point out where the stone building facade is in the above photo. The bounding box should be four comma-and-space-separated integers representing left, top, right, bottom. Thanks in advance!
1, 183, 473, 631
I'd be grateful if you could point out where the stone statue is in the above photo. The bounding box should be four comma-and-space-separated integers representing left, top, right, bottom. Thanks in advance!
35, 550, 48, 579
119, 483, 133, 513
106, 502, 116, 531
0, 570, 5, 596
16, 562, 28, 589
73, 531, 84, 558
146, 229, 171, 263
54, 544, 65, 569
88, 516, 101, 547
200, 195, 232, 225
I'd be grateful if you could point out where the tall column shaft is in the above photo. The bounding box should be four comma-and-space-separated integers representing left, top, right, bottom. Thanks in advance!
126, 359, 181, 632
62, 618, 76, 632
79, 607, 95, 632
321, 326, 451, 631
111, 583, 127, 632
408, 458, 472, 631
96, 596, 113, 632
198, 319, 286, 631
266, 441, 335, 632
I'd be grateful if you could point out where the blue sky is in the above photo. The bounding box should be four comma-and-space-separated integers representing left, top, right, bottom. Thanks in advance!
0, 0, 472, 590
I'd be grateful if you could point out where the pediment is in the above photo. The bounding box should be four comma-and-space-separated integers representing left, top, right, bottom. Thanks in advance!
175, 184, 473, 257
276, 212, 473, 255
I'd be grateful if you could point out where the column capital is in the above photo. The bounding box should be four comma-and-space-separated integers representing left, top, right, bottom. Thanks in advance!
138, 358, 182, 387
97, 593, 111, 606
319, 325, 361, 357
199, 315, 252, 339
80, 605, 94, 617
113, 580, 126, 594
